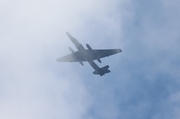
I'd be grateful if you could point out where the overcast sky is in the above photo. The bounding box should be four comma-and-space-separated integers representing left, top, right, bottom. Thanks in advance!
0, 0, 180, 119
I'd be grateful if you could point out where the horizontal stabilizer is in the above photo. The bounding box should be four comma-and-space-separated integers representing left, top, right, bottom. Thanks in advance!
93, 65, 110, 76
101, 65, 109, 70
93, 71, 99, 75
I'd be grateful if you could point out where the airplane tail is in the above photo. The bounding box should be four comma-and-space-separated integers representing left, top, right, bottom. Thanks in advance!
93, 65, 111, 76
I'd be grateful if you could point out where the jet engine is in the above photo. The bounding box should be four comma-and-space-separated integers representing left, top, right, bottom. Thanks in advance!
86, 44, 102, 63
86, 44, 92, 50
97, 58, 101, 63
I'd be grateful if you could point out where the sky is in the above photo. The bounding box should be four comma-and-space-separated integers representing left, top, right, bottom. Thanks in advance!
0, 0, 180, 119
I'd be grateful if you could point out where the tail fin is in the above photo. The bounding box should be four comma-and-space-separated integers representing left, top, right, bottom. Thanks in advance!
93, 65, 111, 76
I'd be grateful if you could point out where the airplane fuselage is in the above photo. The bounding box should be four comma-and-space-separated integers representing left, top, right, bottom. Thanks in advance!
72, 42, 94, 62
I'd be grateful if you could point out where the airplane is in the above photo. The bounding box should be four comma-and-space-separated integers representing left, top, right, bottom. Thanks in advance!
56, 32, 122, 76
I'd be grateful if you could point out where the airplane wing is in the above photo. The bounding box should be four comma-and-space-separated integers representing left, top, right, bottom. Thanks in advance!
89, 49, 122, 60
56, 49, 122, 62
56, 51, 86, 62
66, 32, 81, 49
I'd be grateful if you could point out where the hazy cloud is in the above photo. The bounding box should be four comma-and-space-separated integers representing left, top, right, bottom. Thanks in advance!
1, 0, 180, 119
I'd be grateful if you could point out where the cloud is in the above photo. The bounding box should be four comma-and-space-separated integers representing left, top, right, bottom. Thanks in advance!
0, 0, 132, 119
80, 0, 180, 119
0, 0, 97, 119
1, 0, 180, 119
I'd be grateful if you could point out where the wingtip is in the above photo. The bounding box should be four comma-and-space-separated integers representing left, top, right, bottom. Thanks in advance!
117, 49, 122, 53
66, 32, 72, 37
56, 58, 61, 62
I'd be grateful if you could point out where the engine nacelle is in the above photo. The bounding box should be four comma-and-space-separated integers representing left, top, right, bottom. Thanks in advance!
97, 58, 101, 63
86, 44, 92, 50
79, 61, 84, 66
68, 47, 74, 53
